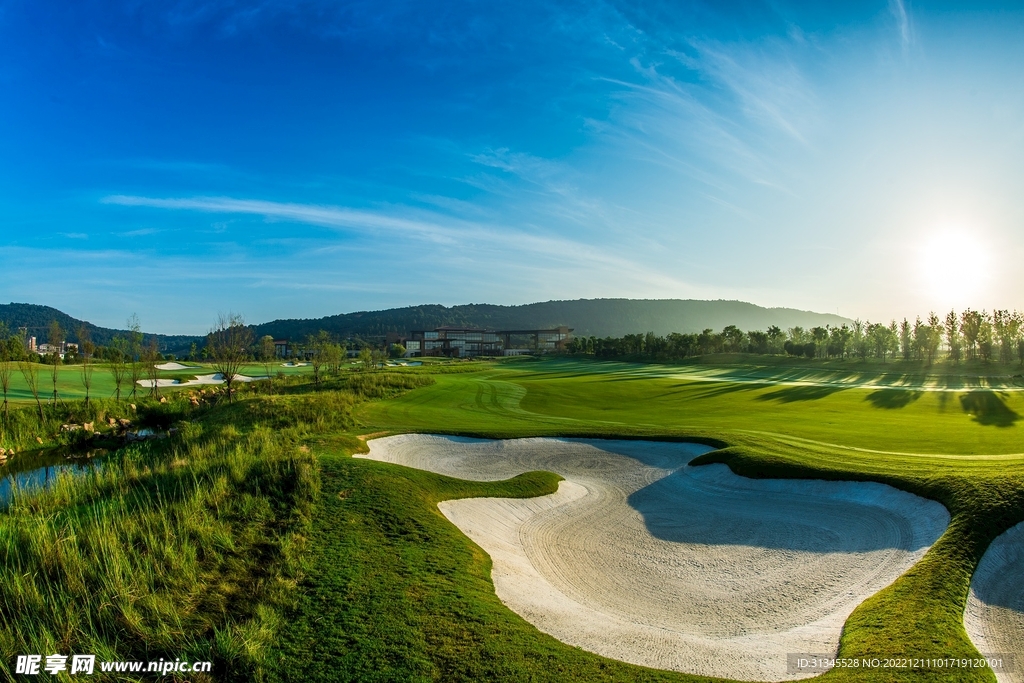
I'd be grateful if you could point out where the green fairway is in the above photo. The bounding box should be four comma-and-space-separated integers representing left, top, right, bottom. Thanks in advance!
358, 358, 1024, 455
342, 357, 1024, 682
0, 362, 315, 403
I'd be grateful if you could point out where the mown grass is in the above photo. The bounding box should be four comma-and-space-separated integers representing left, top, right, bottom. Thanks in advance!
347, 358, 1024, 682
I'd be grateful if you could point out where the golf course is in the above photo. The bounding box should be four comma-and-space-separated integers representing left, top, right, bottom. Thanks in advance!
1, 355, 1023, 682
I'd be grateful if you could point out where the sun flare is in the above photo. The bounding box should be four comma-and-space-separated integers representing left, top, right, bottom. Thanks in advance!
918, 229, 992, 308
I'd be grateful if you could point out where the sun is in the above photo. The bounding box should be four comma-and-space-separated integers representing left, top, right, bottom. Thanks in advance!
918, 229, 992, 308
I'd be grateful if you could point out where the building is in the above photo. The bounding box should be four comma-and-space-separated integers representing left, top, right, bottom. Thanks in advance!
273, 339, 290, 358
410, 327, 502, 358
408, 326, 572, 358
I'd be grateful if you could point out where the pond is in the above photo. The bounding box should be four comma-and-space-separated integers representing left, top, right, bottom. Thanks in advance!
0, 443, 109, 504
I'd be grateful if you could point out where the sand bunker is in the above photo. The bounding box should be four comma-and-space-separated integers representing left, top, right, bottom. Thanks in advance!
964, 521, 1024, 682
155, 362, 202, 371
360, 435, 948, 681
137, 373, 268, 388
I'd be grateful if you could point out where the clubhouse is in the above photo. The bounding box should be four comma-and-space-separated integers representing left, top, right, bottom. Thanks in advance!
406, 326, 573, 358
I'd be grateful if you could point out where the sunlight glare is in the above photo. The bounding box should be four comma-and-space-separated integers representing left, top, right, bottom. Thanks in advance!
918, 229, 992, 308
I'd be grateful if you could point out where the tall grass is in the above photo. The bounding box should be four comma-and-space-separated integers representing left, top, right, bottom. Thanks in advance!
0, 424, 317, 681
0, 398, 135, 453
0, 372, 434, 682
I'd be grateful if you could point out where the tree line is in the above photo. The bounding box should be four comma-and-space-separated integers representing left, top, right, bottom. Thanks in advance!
565, 309, 1024, 366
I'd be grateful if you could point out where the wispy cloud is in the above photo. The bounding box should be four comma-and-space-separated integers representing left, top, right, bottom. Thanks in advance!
118, 227, 163, 237
100, 194, 701, 294
889, 0, 912, 53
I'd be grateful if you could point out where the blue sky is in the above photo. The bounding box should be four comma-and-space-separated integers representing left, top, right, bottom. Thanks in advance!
2, 1, 1023, 333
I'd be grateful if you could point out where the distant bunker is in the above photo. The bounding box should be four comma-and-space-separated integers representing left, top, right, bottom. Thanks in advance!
136, 373, 267, 388
359, 435, 949, 682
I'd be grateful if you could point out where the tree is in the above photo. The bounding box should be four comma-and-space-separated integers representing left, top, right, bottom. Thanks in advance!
258, 335, 277, 390
899, 319, 912, 361
853, 320, 870, 360
993, 309, 1018, 364
207, 314, 253, 402
924, 312, 942, 365
325, 343, 345, 376
766, 326, 783, 354
977, 312, 994, 361
868, 322, 893, 361
961, 309, 982, 360
389, 343, 407, 359
697, 328, 714, 354
747, 331, 769, 354
45, 319, 65, 406
944, 310, 961, 364
108, 336, 129, 401
721, 325, 745, 353
1010, 311, 1024, 366
811, 327, 828, 359
358, 347, 373, 371
78, 325, 95, 406
19, 351, 43, 420
127, 314, 144, 400
0, 323, 11, 419
306, 331, 332, 386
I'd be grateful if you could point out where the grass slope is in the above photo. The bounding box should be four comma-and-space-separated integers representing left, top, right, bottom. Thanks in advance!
272, 443, 722, 683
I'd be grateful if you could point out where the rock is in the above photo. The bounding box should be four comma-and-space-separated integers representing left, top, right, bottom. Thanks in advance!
61, 424, 82, 432
84, 422, 94, 432
129, 403, 136, 411
0, 448, 6, 456
36, 436, 43, 444
159, 396, 168, 404
118, 418, 132, 428
108, 417, 117, 426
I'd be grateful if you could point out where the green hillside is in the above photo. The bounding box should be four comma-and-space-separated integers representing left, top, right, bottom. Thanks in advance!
253, 299, 853, 340
0, 303, 199, 355
1, 299, 854, 354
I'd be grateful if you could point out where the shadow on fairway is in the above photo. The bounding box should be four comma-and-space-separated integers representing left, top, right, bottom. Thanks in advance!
627, 464, 944, 552
865, 389, 922, 409
754, 384, 846, 403
960, 391, 1020, 427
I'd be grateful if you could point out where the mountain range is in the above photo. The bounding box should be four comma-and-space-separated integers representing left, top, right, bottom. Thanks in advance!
1, 300, 853, 355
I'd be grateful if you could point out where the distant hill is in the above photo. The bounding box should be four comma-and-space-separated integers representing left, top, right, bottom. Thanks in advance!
1, 300, 854, 354
253, 299, 854, 340
0, 303, 200, 355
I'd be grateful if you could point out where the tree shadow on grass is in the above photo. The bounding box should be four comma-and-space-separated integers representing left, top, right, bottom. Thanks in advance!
754, 385, 846, 403
960, 391, 1019, 427
865, 389, 922, 409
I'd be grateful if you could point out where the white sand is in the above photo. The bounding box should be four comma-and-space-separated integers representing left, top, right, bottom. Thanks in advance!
155, 362, 202, 371
137, 373, 268, 388
964, 520, 1024, 683
360, 435, 949, 681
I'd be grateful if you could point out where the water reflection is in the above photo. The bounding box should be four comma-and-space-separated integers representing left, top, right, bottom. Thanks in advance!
0, 444, 108, 504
